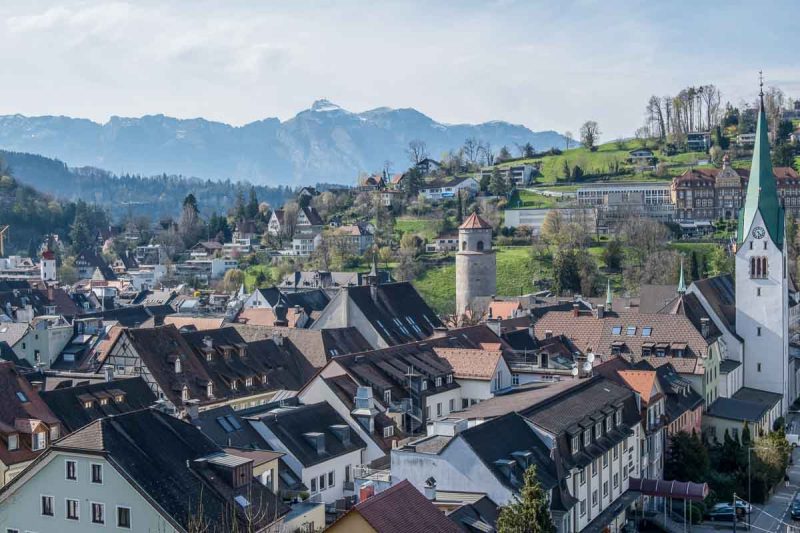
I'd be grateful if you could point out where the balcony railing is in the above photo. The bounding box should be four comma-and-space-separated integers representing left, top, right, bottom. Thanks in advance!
354, 465, 391, 484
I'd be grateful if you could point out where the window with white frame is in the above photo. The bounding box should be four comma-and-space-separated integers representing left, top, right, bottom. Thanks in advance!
91, 463, 103, 484
91, 502, 105, 524
583, 430, 590, 446
383, 426, 394, 438
66, 498, 79, 520
436, 377, 442, 387
41, 495, 53, 516
446, 374, 453, 384
31, 431, 45, 451
117, 506, 131, 529
65, 459, 77, 480
384, 390, 391, 404
421, 380, 428, 391
7, 434, 18, 451
571, 435, 579, 453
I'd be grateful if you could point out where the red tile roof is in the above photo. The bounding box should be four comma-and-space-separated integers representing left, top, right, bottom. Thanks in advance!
347, 480, 461, 533
459, 212, 492, 230
617, 370, 660, 405
433, 347, 503, 380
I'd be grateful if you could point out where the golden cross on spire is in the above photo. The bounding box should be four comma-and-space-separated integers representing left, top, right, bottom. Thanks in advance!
759, 70, 764, 96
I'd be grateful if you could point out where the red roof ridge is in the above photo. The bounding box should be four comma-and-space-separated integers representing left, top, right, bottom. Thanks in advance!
459, 212, 492, 230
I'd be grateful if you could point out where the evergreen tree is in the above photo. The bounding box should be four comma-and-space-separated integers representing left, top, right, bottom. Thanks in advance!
70, 200, 94, 254
246, 187, 259, 219
561, 159, 571, 181
479, 173, 491, 192
552, 248, 582, 295
665, 431, 709, 483
690, 250, 701, 280
489, 169, 510, 197
602, 239, 624, 271
402, 167, 424, 197
497, 465, 556, 533
497, 145, 513, 162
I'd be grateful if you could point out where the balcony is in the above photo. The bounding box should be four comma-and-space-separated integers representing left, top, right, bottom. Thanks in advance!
354, 465, 392, 484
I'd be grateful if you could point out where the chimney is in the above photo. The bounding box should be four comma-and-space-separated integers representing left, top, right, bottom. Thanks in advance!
47, 285, 54, 301
104, 366, 114, 383
572, 304, 580, 317
185, 399, 199, 421
545, 329, 553, 339
30, 381, 43, 392
203, 336, 213, 350
596, 304, 605, 319
700, 317, 710, 338
528, 325, 534, 339
329, 424, 351, 446
303, 432, 326, 454
272, 332, 283, 346
274, 303, 289, 327
352, 386, 378, 433
486, 317, 502, 337
424, 478, 437, 500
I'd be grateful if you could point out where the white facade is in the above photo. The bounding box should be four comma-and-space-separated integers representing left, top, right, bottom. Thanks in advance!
0, 451, 178, 532
250, 419, 363, 505
420, 178, 479, 202
40, 258, 56, 281
735, 209, 790, 412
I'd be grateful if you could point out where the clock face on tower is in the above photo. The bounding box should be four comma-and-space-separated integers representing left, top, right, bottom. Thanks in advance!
752, 226, 766, 239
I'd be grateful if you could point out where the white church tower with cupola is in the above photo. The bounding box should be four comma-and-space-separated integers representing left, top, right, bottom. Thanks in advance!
735, 81, 790, 413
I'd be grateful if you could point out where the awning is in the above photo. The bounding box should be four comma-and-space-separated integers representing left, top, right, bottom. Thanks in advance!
628, 478, 708, 501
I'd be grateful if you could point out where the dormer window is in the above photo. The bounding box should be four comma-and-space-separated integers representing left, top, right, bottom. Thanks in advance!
114, 394, 124, 403
31, 431, 46, 451
207, 382, 214, 398
605, 417, 612, 432
615, 410, 622, 426
181, 386, 189, 402
231, 380, 238, 391
175, 358, 182, 374
583, 430, 591, 446
100, 397, 109, 406
83, 400, 93, 409
595, 422, 602, 438
436, 377, 442, 387
446, 374, 453, 384
421, 380, 428, 391
571, 435, 580, 453
383, 426, 394, 438
206, 352, 213, 362
245, 377, 253, 387
50, 426, 59, 441
384, 390, 391, 404
7, 433, 18, 451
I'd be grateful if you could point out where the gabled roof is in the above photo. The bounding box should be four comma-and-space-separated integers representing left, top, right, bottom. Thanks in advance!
344, 282, 444, 345
74, 248, 117, 281
41, 376, 157, 434
616, 370, 660, 405
0, 361, 60, 466
691, 274, 738, 338
231, 324, 373, 368
459, 412, 559, 491
258, 402, 366, 468
300, 205, 324, 226
343, 479, 462, 533
195, 404, 270, 450
459, 212, 492, 230
446, 495, 500, 533
52, 408, 288, 530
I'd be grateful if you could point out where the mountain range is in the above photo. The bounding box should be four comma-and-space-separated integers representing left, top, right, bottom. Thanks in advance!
0, 100, 566, 185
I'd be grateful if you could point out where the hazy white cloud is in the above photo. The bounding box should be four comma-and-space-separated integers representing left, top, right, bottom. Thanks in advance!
0, 0, 797, 138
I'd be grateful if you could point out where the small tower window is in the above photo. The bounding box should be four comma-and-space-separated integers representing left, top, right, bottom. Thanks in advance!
764, 241, 768, 250
477, 241, 484, 251
750, 257, 768, 279
461, 241, 466, 251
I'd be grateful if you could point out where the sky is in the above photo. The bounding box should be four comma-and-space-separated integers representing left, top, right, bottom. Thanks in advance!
0, 0, 798, 139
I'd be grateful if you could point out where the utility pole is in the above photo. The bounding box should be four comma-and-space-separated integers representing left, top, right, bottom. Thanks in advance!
732, 492, 737, 533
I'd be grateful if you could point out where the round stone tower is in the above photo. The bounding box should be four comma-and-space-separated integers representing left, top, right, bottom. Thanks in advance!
456, 212, 496, 317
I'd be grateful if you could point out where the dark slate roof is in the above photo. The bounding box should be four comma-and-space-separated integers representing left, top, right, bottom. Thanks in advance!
110, 325, 213, 408
446, 496, 500, 533
41, 377, 157, 433
195, 404, 270, 449
503, 328, 537, 351
255, 287, 331, 313
258, 402, 366, 468
653, 363, 704, 421
706, 397, 769, 422
301, 205, 324, 226
345, 282, 444, 345
0, 341, 31, 368
732, 387, 783, 410
181, 327, 316, 396
232, 324, 373, 369
52, 408, 289, 530
347, 479, 462, 533
692, 274, 738, 338
75, 248, 117, 281
719, 359, 743, 373
80, 305, 173, 328
459, 412, 559, 492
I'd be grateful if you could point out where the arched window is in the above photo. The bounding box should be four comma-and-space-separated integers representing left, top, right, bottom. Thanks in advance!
477, 241, 484, 251
750, 257, 768, 279
461, 241, 466, 251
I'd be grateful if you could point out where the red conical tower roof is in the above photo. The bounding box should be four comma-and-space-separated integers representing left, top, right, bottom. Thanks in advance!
459, 212, 492, 230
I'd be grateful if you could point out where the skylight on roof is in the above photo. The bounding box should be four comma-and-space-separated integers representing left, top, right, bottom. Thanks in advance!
642, 327, 652, 337
234, 495, 250, 508
611, 326, 622, 335
226, 415, 242, 430
626, 326, 636, 336
16, 391, 28, 403
217, 416, 234, 433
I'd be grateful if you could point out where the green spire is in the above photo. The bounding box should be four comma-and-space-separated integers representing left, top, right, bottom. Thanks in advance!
738, 81, 784, 248
677, 256, 686, 294
605, 279, 613, 311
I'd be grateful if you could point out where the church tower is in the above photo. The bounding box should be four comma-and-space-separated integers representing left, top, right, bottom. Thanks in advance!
735, 80, 790, 412
456, 212, 496, 317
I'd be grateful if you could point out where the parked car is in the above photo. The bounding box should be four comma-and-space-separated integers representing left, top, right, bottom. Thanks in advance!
791, 497, 800, 520
706, 505, 737, 522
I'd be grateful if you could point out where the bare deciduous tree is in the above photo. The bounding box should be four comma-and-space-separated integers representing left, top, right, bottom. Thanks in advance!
406, 139, 428, 165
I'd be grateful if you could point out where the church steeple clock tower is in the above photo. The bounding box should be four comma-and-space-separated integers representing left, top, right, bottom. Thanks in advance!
734, 74, 790, 412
